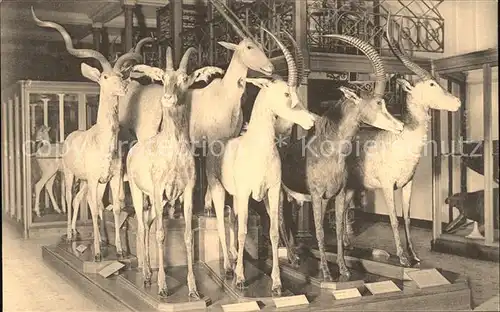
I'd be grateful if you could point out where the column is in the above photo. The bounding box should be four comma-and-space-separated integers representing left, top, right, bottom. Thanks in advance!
101, 27, 110, 59
123, 4, 134, 52
294, 1, 313, 240
92, 23, 102, 52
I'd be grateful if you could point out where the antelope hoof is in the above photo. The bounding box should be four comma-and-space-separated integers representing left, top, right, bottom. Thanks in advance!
72, 230, 81, 240
94, 253, 102, 262
188, 290, 201, 300
339, 266, 351, 279
158, 288, 170, 298
412, 254, 422, 263
116, 250, 126, 260
235, 278, 247, 291
144, 278, 152, 288
399, 254, 412, 267
34, 211, 41, 218
288, 253, 300, 268
271, 285, 282, 297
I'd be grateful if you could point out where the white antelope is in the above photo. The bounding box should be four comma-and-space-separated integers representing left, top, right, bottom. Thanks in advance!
206, 29, 316, 295
126, 47, 216, 298
32, 7, 142, 260
343, 14, 461, 266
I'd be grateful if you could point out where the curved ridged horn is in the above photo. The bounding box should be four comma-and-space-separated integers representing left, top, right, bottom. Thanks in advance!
165, 47, 174, 70
209, 0, 247, 40
179, 47, 197, 72
31, 6, 112, 72
134, 37, 155, 54
261, 27, 297, 87
386, 13, 432, 80
283, 31, 305, 86
113, 51, 143, 72
322, 34, 386, 97
215, 0, 258, 43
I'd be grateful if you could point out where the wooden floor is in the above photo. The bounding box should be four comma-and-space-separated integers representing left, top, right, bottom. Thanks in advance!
2, 219, 499, 311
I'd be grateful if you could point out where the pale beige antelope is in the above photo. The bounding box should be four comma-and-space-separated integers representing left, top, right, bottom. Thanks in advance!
32, 7, 142, 261
126, 47, 217, 298
33, 125, 65, 217
343, 14, 461, 266
206, 28, 317, 296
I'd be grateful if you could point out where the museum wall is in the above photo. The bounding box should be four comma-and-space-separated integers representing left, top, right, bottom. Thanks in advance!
364, 0, 498, 221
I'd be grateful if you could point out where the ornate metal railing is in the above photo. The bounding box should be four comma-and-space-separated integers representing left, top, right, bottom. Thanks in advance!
169, 0, 444, 68
307, 0, 444, 55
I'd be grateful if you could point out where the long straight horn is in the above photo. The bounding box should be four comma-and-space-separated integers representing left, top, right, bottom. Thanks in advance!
179, 47, 197, 72
31, 7, 113, 72
283, 31, 305, 86
165, 46, 174, 70
322, 34, 386, 97
385, 13, 432, 80
209, 0, 247, 39
261, 27, 297, 87
215, 0, 258, 43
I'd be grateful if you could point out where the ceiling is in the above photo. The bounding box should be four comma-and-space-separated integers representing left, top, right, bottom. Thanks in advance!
1, 0, 165, 53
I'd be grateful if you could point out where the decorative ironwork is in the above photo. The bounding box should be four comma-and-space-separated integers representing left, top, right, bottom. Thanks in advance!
307, 0, 444, 55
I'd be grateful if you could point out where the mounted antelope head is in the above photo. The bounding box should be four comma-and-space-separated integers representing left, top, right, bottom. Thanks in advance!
322, 34, 404, 133
386, 13, 461, 112
132, 47, 224, 107
244, 28, 316, 131
32, 7, 141, 96
209, 0, 274, 75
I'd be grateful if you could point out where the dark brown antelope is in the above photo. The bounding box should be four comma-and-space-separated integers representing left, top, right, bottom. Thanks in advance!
280, 35, 404, 280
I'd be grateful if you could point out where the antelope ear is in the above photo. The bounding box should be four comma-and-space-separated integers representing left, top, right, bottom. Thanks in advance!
81, 63, 101, 83
46, 126, 51, 132
131, 65, 165, 82
396, 78, 414, 92
245, 78, 271, 89
338, 86, 359, 101
218, 41, 238, 51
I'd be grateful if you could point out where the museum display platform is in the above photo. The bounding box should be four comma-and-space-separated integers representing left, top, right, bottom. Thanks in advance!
42, 217, 472, 311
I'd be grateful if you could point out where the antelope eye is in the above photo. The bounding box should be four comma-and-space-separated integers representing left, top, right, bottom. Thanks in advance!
377, 100, 382, 105
247, 46, 253, 50
430, 82, 435, 87
284, 92, 290, 97
103, 75, 108, 79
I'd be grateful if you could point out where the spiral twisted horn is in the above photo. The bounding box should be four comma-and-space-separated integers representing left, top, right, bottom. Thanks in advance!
322, 34, 386, 97
385, 13, 432, 80
179, 47, 197, 72
113, 37, 155, 72
283, 31, 305, 86
261, 27, 297, 87
134, 37, 155, 54
31, 6, 113, 72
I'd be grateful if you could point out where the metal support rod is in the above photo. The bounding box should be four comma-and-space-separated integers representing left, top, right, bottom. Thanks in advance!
482, 64, 494, 245
15, 96, 22, 221
431, 67, 443, 240
447, 80, 453, 223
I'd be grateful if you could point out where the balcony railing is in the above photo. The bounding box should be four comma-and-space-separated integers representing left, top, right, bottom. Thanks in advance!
160, 0, 444, 67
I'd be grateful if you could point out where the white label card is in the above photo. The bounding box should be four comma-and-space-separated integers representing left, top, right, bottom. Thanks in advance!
98, 261, 125, 278
365, 280, 401, 295
273, 295, 309, 308
221, 301, 260, 312
407, 268, 451, 289
76, 244, 87, 253
331, 288, 362, 300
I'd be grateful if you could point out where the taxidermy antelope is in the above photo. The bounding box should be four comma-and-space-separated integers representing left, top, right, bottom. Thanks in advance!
206, 29, 316, 295
32, 7, 142, 260
33, 125, 65, 217
342, 14, 461, 267
126, 47, 205, 298
117, 0, 274, 215
280, 35, 404, 280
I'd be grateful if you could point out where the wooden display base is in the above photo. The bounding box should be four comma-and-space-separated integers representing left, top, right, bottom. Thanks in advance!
55, 239, 138, 273
201, 259, 300, 307
432, 233, 500, 262
42, 242, 214, 312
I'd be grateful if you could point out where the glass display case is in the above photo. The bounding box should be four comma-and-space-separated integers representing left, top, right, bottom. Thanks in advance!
1, 80, 99, 238
431, 48, 499, 261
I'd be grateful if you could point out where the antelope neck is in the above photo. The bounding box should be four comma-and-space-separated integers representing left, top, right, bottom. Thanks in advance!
323, 100, 362, 142
221, 52, 248, 98
159, 105, 188, 141
94, 91, 120, 154
245, 102, 276, 146
401, 94, 430, 132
